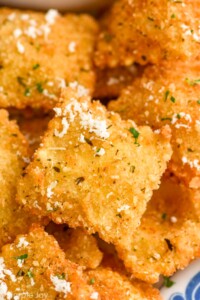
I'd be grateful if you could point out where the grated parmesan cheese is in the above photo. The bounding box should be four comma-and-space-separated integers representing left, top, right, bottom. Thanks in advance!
50, 275, 71, 294
54, 117, 69, 138
68, 41, 76, 53
17, 41, 25, 54
16, 237, 29, 249
90, 292, 99, 300
47, 181, 58, 198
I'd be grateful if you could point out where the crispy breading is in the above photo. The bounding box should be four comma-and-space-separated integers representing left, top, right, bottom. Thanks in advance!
46, 223, 103, 269
0, 225, 96, 299
115, 178, 200, 284
108, 60, 200, 188
0, 109, 46, 248
85, 268, 162, 300
95, 0, 200, 68
0, 8, 98, 109
17, 85, 172, 248
93, 65, 139, 100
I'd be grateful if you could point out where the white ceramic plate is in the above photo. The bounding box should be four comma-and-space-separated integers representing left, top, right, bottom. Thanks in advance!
0, 0, 113, 12
160, 259, 200, 300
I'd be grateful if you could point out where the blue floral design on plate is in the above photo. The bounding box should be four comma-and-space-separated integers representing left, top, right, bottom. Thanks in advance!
169, 272, 200, 300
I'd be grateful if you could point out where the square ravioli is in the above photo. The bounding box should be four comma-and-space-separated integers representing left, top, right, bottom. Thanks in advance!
0, 109, 45, 248
0, 225, 96, 299
17, 84, 172, 248
116, 179, 200, 283
95, 0, 200, 67
0, 8, 98, 109
108, 60, 200, 188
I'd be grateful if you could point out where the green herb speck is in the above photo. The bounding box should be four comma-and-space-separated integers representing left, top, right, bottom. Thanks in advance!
163, 276, 175, 288
14, 254, 28, 260
129, 127, 140, 144
185, 78, 200, 86
170, 96, 176, 103
36, 83, 44, 93
27, 270, 34, 278
33, 63, 40, 70
89, 278, 95, 285
161, 117, 172, 121
56, 273, 65, 279
164, 90, 170, 101
24, 88, 30, 97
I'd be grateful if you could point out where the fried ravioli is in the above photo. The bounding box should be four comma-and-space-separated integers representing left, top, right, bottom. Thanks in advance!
95, 0, 200, 68
17, 85, 172, 248
46, 223, 103, 269
115, 179, 200, 283
109, 60, 200, 188
0, 8, 98, 109
0, 225, 96, 299
85, 268, 161, 300
0, 109, 44, 248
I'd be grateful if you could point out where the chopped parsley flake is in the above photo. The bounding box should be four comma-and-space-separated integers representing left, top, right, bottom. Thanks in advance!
129, 127, 140, 144
27, 270, 34, 278
162, 213, 167, 220
33, 63, 40, 70
170, 96, 176, 103
36, 83, 44, 93
56, 273, 65, 279
24, 87, 30, 97
171, 13, 176, 18
17, 76, 26, 87
161, 117, 172, 121
163, 276, 175, 288
14, 254, 28, 260
185, 78, 200, 86
89, 278, 95, 285
197, 100, 200, 105
164, 90, 170, 101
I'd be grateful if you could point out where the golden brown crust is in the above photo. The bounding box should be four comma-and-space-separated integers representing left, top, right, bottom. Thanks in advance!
95, 0, 200, 67
116, 179, 200, 283
85, 268, 162, 300
46, 223, 103, 269
0, 225, 95, 299
17, 85, 172, 249
0, 109, 46, 248
0, 8, 98, 109
108, 60, 200, 188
